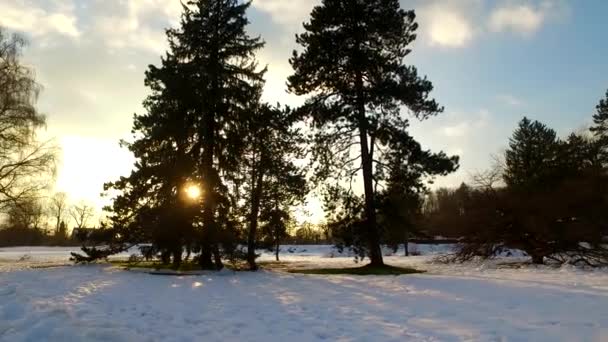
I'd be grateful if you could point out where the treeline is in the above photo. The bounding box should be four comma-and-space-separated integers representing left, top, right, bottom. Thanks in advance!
72, 0, 457, 270
421, 94, 608, 265
0, 192, 98, 247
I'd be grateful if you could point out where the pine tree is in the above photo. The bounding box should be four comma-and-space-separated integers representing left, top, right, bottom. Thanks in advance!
504, 117, 562, 191
169, 0, 265, 269
377, 124, 458, 255
590, 89, 608, 165
288, 0, 447, 265
98, 0, 265, 269
57, 221, 68, 240
451, 118, 608, 265
241, 104, 307, 270
103, 51, 199, 267
260, 207, 291, 262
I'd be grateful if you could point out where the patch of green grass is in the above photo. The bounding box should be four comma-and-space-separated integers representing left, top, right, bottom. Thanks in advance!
288, 264, 425, 276
114, 260, 204, 272
257, 260, 291, 270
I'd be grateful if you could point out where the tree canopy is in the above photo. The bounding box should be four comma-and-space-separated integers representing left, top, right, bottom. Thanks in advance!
288, 0, 457, 265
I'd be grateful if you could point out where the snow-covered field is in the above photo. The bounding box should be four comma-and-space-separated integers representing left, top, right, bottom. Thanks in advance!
1, 245, 607, 341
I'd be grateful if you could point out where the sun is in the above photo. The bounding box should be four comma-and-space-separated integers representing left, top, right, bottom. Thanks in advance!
184, 184, 201, 200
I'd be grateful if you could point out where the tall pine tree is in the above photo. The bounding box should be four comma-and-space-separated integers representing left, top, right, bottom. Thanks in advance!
504, 117, 561, 191
288, 0, 447, 265
172, 0, 265, 269
102, 50, 199, 267
590, 89, 608, 165
241, 104, 307, 270
101, 0, 265, 269
377, 122, 458, 255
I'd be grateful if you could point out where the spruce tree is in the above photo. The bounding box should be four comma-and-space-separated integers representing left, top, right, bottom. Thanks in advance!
288, 0, 447, 265
241, 104, 307, 270
169, 0, 265, 269
590, 89, 608, 165
451, 118, 608, 265
98, 0, 265, 269
377, 124, 458, 255
260, 206, 291, 261
103, 51, 199, 267
504, 117, 561, 191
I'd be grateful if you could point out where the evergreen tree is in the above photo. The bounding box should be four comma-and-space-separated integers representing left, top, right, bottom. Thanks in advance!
103, 51, 198, 266
288, 0, 450, 265
449, 118, 608, 265
504, 117, 562, 191
241, 104, 307, 269
56, 220, 68, 240
95, 0, 265, 269
171, 0, 265, 269
259, 206, 291, 262
377, 125, 458, 255
590, 89, 608, 165
563, 133, 604, 171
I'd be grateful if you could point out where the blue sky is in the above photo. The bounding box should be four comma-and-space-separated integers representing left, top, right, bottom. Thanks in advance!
1, 0, 606, 221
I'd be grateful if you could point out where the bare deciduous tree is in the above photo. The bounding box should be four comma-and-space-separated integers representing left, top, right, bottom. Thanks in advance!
7, 197, 45, 230
49, 192, 68, 234
0, 28, 56, 212
470, 154, 505, 191
70, 202, 94, 229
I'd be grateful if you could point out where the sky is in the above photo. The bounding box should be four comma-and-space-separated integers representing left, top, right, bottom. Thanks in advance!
1, 0, 607, 224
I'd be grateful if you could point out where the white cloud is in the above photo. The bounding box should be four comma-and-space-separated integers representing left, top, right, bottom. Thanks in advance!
497, 94, 524, 106
415, 0, 568, 48
442, 122, 469, 137
252, 0, 319, 28
0, 0, 80, 38
416, 1, 479, 48
88, 0, 184, 54
440, 109, 490, 137
128, 0, 183, 21
489, 5, 544, 35
488, 1, 565, 36
93, 16, 167, 53
426, 9, 474, 47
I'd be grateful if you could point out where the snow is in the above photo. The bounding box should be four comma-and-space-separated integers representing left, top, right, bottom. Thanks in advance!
1, 245, 608, 341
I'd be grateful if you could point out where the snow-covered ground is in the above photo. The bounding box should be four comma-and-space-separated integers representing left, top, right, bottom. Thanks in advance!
1, 245, 607, 341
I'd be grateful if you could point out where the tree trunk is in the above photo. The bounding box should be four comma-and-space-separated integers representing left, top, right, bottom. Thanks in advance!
212, 245, 223, 270
200, 90, 218, 270
172, 248, 182, 268
199, 248, 214, 269
55, 216, 61, 235
161, 250, 171, 264
275, 240, 280, 261
200, 155, 219, 270
185, 245, 191, 261
199, 8, 223, 271
404, 229, 409, 256
355, 71, 384, 267
247, 163, 264, 271
531, 254, 544, 264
